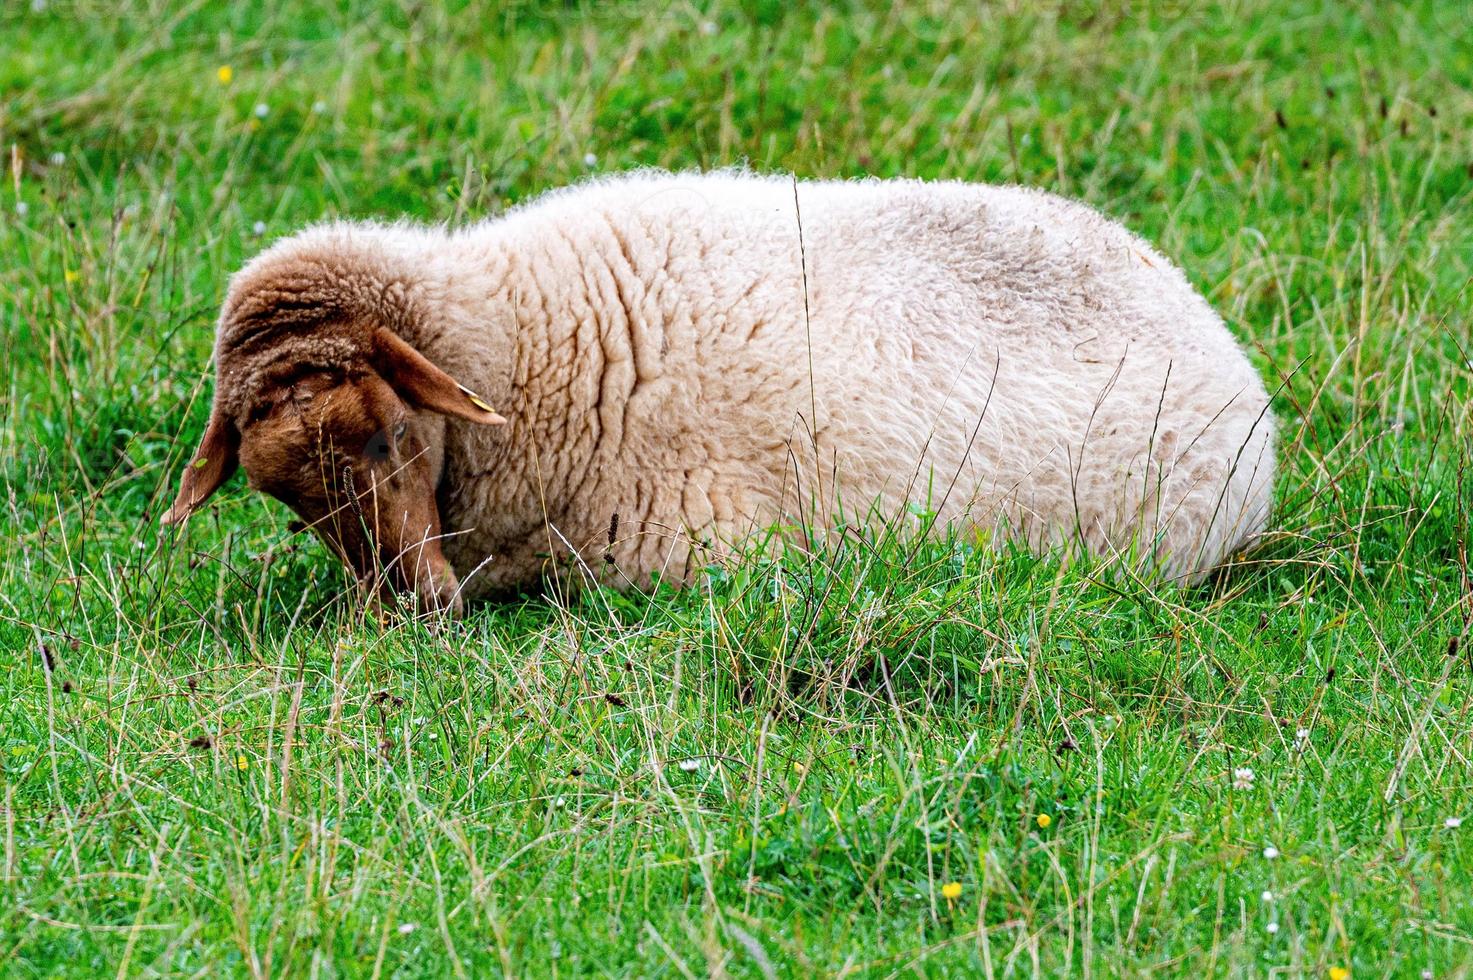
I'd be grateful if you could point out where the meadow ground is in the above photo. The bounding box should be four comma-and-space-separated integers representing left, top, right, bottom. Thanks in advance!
2, 1, 1472, 975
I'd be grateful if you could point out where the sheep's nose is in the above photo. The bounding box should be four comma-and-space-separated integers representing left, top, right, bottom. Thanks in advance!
440, 590, 465, 619
414, 569, 464, 618
422, 585, 464, 618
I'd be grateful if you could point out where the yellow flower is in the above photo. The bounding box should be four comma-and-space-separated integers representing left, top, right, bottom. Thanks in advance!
217, 65, 233, 84
941, 881, 962, 900
1328, 968, 1349, 980
235, 754, 249, 771
63, 269, 79, 284
1036, 813, 1052, 829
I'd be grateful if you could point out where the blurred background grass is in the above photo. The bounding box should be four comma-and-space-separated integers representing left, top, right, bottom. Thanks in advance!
1, 1, 1471, 975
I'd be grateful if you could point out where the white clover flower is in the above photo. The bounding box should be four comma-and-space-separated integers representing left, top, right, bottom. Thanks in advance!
677, 757, 701, 772
312, 100, 329, 114
583, 152, 598, 168
254, 103, 270, 118
1295, 727, 1311, 749
14, 201, 28, 217
1232, 767, 1256, 790
397, 922, 417, 935
698, 20, 717, 35
252, 220, 267, 235
1265, 921, 1279, 934
1446, 816, 1463, 829
1263, 845, 1280, 859
49, 152, 66, 166
31, 0, 47, 11
1261, 890, 1274, 902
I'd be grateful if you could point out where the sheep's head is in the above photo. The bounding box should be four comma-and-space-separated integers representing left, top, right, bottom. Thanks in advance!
163, 324, 505, 617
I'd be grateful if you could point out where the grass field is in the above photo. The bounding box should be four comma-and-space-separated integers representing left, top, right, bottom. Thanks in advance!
3, 0, 1472, 975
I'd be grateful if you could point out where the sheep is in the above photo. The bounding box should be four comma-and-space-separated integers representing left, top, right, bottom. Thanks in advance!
163, 170, 1276, 615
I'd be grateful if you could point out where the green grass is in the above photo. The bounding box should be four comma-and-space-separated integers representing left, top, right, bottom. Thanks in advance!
3, 0, 1472, 975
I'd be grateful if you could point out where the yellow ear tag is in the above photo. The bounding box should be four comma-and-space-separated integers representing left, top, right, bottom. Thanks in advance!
458, 384, 497, 413
192, 457, 210, 469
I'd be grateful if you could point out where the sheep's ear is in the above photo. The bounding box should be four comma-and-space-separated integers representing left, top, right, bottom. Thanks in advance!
162, 410, 240, 525
371, 327, 507, 425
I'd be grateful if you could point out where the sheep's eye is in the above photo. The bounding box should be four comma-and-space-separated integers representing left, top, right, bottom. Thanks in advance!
363, 429, 392, 461
393, 420, 408, 441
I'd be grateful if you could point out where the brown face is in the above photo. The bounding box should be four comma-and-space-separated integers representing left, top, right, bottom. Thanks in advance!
240, 370, 463, 614
164, 326, 506, 616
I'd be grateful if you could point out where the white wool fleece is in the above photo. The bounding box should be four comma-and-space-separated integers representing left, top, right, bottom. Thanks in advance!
227, 171, 1276, 596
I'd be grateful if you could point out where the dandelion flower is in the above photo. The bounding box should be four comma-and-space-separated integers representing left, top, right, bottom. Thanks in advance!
64, 269, 79, 284
235, 754, 249, 771
1036, 813, 1052, 829
217, 65, 233, 85
1262, 845, 1279, 859
1445, 816, 1462, 829
1329, 968, 1350, 980
940, 881, 962, 900
1233, 767, 1256, 790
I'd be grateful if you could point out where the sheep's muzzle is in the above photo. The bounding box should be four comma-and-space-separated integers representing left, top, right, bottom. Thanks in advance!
315, 464, 466, 619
